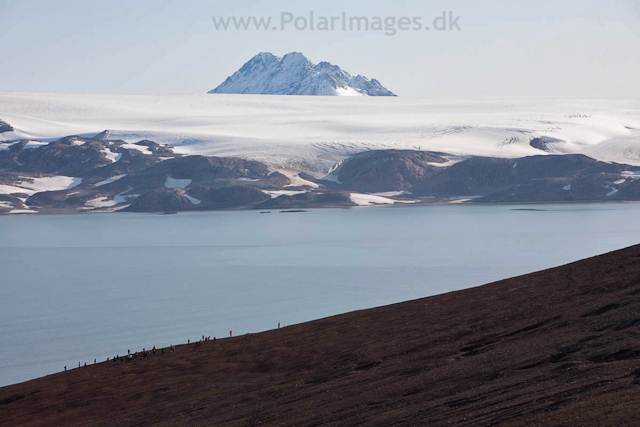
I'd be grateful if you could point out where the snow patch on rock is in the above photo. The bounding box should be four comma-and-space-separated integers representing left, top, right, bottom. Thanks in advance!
94, 174, 126, 187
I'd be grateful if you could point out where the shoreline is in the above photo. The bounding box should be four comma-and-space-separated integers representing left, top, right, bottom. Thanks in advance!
2, 198, 639, 217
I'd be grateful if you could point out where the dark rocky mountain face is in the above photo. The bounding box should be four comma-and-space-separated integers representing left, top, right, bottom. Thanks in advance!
323, 150, 449, 192
255, 191, 355, 210
0, 136, 174, 177
119, 155, 289, 194
126, 186, 274, 213
13, 138, 112, 175
186, 186, 271, 210
529, 137, 550, 152
411, 154, 630, 199
0, 118, 14, 133
474, 174, 619, 203
125, 188, 195, 213
25, 189, 92, 209
615, 178, 640, 200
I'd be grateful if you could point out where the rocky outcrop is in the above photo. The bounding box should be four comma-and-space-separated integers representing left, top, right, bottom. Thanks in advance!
186, 186, 270, 209
0, 194, 24, 211
14, 138, 112, 175
529, 137, 549, 152
256, 191, 355, 209
25, 190, 92, 209
473, 175, 621, 202
323, 150, 449, 192
125, 188, 194, 212
125, 155, 280, 193
0, 118, 13, 133
412, 154, 627, 198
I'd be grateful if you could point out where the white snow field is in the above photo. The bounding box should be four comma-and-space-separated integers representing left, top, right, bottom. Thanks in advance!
1, 93, 640, 173
0, 176, 82, 195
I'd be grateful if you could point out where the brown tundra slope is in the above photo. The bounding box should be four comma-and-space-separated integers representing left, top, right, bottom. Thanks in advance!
2, 245, 640, 426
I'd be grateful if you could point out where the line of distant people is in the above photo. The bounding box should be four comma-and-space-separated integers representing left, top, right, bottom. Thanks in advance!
63, 324, 282, 372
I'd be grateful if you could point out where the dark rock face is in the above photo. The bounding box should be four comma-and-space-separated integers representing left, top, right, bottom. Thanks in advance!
0, 137, 113, 175
15, 139, 112, 175
92, 130, 112, 141
126, 188, 194, 212
187, 186, 270, 209
329, 150, 448, 192
0, 118, 14, 133
81, 150, 158, 181
0, 194, 23, 211
412, 154, 628, 198
0, 136, 179, 178
615, 178, 640, 200
529, 137, 549, 151
25, 190, 92, 209
474, 174, 619, 202
126, 155, 281, 193
132, 140, 175, 156
256, 191, 355, 209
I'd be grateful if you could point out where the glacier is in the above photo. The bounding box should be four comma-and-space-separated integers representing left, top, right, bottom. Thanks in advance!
0, 93, 639, 173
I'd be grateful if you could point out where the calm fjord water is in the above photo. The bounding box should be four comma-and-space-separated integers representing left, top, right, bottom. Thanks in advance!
1, 203, 640, 386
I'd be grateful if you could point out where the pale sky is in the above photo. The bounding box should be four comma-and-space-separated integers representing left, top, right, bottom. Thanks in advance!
1, 0, 639, 97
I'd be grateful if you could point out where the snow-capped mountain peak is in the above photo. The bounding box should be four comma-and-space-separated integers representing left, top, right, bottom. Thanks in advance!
209, 52, 396, 96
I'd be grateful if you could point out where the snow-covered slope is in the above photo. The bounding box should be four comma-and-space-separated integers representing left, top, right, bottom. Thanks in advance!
209, 52, 395, 96
0, 92, 639, 172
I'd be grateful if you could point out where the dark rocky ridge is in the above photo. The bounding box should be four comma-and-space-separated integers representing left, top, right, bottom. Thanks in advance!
256, 191, 355, 209
125, 188, 195, 212
0, 118, 14, 133
2, 245, 640, 426
325, 149, 448, 192
530, 137, 550, 151
126, 185, 272, 212
410, 154, 638, 201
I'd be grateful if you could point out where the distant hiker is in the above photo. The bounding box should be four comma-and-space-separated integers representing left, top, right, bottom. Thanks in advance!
78, 362, 81, 368
278, 322, 280, 329
230, 330, 232, 338
94, 359, 96, 364
202, 335, 205, 341
188, 339, 190, 344
128, 349, 130, 355
64, 366, 67, 371
84, 363, 87, 368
